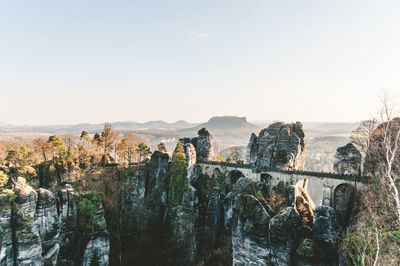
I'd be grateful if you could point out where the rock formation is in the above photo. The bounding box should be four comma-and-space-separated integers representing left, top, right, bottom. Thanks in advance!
180, 127, 214, 162
232, 194, 271, 265
0, 178, 110, 266
247, 122, 306, 170
269, 207, 303, 265
333, 143, 361, 175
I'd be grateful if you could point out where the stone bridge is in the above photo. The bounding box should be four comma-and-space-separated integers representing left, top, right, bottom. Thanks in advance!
198, 161, 369, 208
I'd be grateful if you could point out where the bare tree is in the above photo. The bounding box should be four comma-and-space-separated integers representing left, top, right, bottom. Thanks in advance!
379, 92, 400, 223
350, 118, 378, 156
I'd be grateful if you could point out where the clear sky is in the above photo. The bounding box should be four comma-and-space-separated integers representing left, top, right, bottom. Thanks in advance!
1, 0, 399, 125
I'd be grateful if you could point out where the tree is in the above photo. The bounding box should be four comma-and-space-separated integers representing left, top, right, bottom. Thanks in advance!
136, 142, 152, 164
117, 132, 143, 164
157, 142, 167, 153
101, 123, 115, 155
48, 135, 65, 161
169, 140, 188, 206
89, 249, 101, 266
350, 119, 378, 158
5, 150, 19, 166
80, 130, 89, 141
92, 132, 103, 163
216, 154, 224, 162
18, 146, 32, 166
32, 137, 50, 162
0, 171, 8, 188
378, 93, 400, 223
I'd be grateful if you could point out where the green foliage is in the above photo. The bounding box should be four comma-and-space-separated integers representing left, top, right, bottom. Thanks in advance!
18, 146, 32, 166
5, 150, 19, 165
0, 170, 8, 188
255, 190, 265, 201
169, 140, 188, 206
89, 249, 101, 266
79, 190, 103, 230
93, 132, 103, 146
137, 142, 152, 163
381, 230, 400, 245
48, 135, 66, 159
80, 130, 89, 140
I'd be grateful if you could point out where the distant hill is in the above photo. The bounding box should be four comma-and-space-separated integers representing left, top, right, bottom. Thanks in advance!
181, 116, 259, 132
0, 120, 199, 133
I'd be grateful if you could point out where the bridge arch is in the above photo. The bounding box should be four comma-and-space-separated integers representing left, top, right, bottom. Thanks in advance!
228, 170, 245, 185
333, 183, 355, 227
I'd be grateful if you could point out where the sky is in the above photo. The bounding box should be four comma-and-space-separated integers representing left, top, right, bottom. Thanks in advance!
1, 0, 400, 125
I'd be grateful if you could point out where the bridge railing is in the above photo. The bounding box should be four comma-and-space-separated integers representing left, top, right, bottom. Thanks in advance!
197, 160, 371, 183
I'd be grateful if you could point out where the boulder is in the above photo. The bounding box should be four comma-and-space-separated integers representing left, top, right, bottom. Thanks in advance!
333, 143, 361, 175
247, 122, 306, 170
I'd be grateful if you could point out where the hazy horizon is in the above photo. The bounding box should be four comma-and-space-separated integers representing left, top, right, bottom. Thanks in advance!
0, 116, 361, 127
1, 1, 399, 124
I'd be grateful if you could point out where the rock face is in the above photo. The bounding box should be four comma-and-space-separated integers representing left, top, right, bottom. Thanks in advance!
232, 194, 271, 265
181, 128, 215, 162
247, 122, 306, 170
14, 191, 43, 266
35, 188, 60, 265
81, 206, 110, 266
312, 206, 341, 263
364, 117, 400, 176
0, 177, 110, 266
269, 207, 303, 265
0, 194, 14, 266
145, 151, 170, 219
333, 143, 361, 175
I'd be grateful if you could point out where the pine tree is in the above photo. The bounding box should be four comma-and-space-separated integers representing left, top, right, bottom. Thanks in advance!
88, 249, 101, 266
137, 142, 151, 163
169, 140, 188, 206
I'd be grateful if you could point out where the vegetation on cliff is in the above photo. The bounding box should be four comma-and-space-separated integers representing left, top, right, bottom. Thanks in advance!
169, 140, 188, 206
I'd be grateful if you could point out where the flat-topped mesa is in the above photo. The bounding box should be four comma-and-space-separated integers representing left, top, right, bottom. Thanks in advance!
333, 143, 361, 175
246, 121, 306, 170
180, 127, 215, 163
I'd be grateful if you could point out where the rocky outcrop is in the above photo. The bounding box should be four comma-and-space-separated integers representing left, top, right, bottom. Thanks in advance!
333, 143, 361, 175
35, 188, 60, 265
14, 190, 43, 266
81, 206, 110, 266
312, 206, 341, 263
144, 151, 170, 219
170, 186, 197, 265
0, 177, 110, 266
0, 194, 14, 266
247, 122, 306, 170
180, 128, 214, 162
364, 117, 400, 176
183, 142, 197, 167
232, 194, 271, 265
269, 207, 302, 265
293, 179, 315, 226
